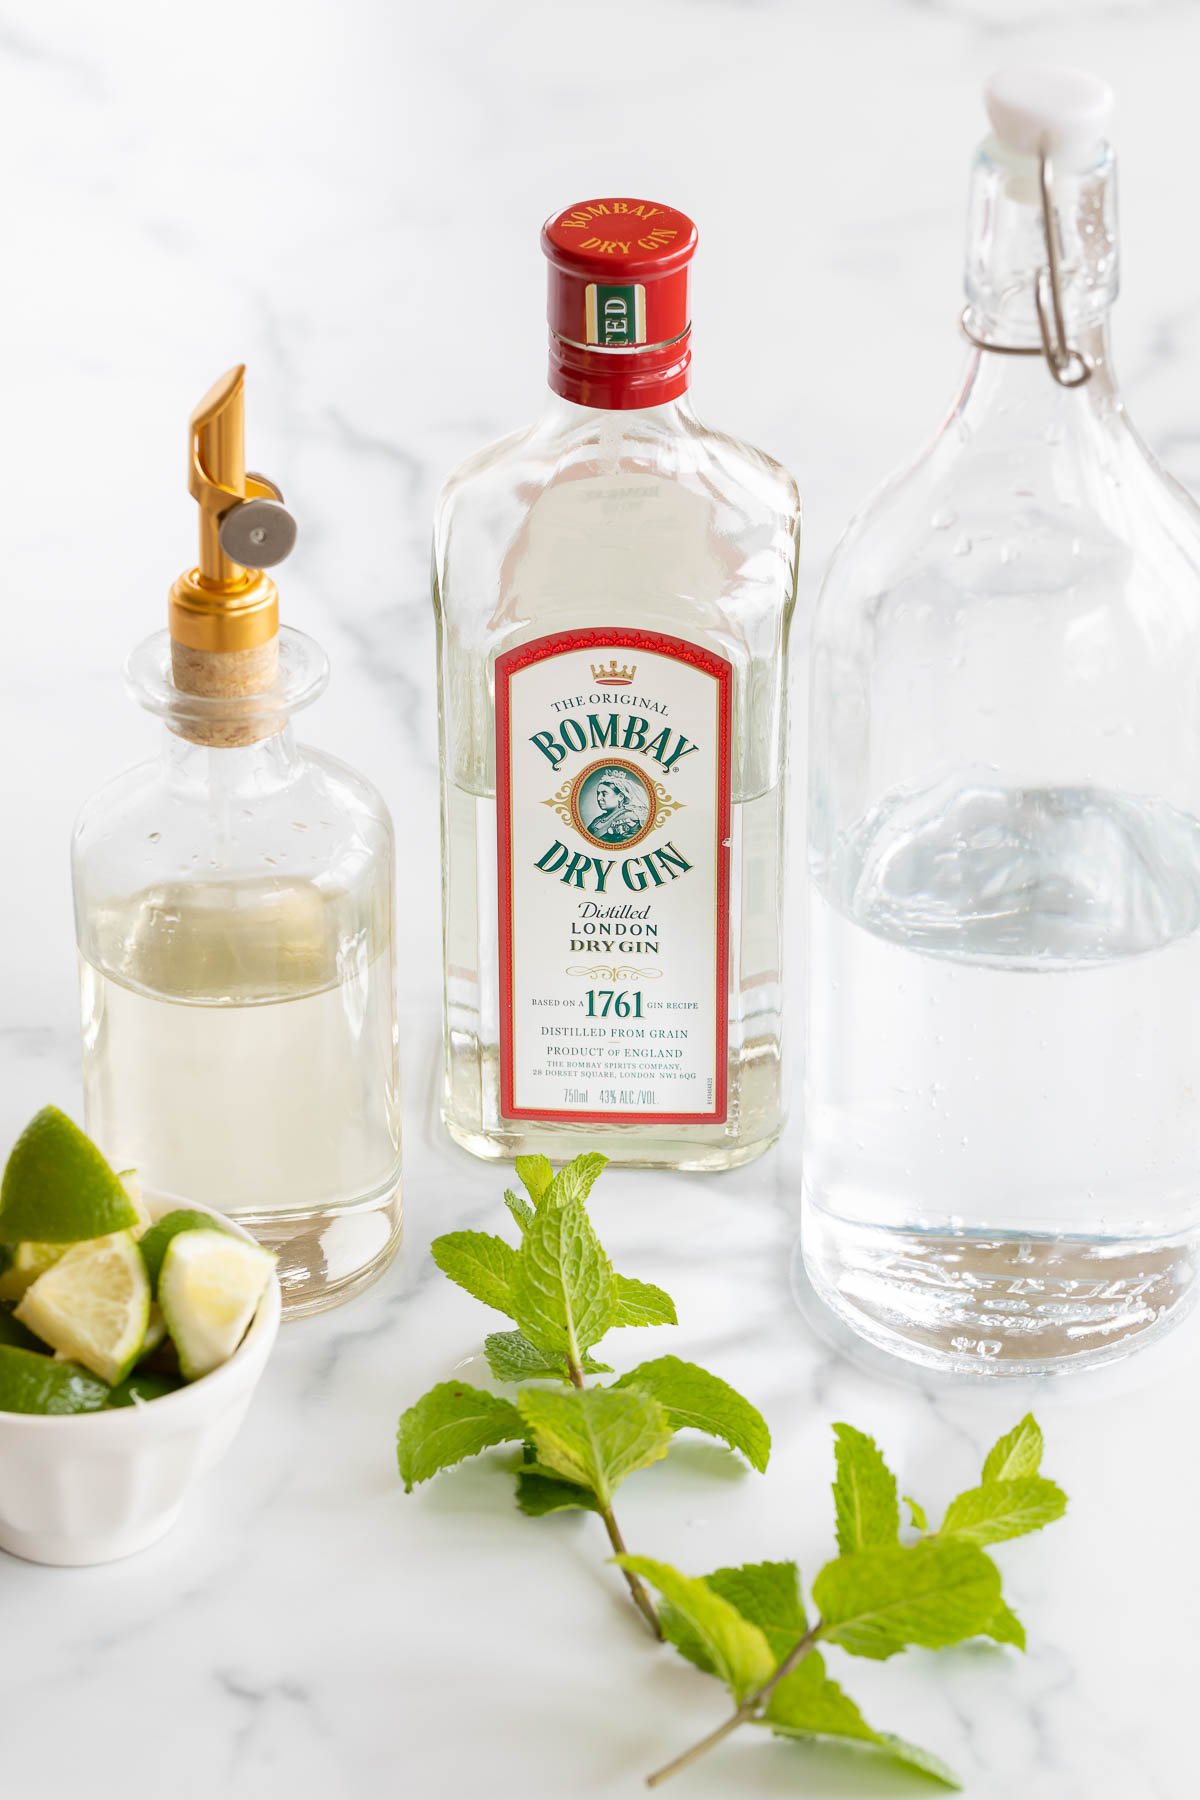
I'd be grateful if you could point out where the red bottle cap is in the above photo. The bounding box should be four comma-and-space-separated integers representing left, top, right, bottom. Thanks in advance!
541, 198, 698, 410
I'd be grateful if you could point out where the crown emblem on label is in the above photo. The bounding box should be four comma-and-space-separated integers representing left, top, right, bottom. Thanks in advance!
591, 658, 637, 686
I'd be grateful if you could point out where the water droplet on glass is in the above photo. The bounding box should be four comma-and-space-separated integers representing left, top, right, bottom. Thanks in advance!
953, 536, 973, 557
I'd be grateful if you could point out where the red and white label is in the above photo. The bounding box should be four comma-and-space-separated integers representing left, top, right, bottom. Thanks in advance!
496, 627, 731, 1124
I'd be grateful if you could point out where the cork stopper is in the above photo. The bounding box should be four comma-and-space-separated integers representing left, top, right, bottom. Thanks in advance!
168, 367, 297, 746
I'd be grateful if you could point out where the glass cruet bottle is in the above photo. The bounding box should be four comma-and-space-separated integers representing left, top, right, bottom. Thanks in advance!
433, 198, 801, 1171
800, 68, 1200, 1373
73, 367, 401, 1316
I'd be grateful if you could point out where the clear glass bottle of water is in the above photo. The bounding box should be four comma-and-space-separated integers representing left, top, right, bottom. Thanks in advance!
73, 369, 401, 1316
801, 70, 1200, 1372
434, 199, 801, 1170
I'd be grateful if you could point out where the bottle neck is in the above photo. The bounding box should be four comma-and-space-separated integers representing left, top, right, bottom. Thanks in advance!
962, 135, 1118, 356
955, 137, 1122, 438
546, 328, 692, 411
160, 720, 304, 796
539, 389, 698, 433
126, 627, 329, 757
956, 319, 1119, 428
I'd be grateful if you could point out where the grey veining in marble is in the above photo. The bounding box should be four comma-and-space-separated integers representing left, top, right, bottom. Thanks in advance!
0, 2, 1197, 1796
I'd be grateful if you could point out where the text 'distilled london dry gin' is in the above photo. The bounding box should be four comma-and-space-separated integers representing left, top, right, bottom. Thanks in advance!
433, 199, 801, 1168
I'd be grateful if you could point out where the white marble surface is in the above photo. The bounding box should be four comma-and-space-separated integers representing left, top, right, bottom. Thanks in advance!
0, 1, 1197, 1795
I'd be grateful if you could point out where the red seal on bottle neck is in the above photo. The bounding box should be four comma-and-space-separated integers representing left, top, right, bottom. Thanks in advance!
541, 198, 698, 410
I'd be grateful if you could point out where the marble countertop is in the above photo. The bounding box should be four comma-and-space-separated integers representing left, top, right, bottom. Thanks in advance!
0, 1, 1197, 1795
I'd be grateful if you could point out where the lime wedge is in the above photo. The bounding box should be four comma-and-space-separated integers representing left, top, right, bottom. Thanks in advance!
139, 1209, 231, 1296
0, 1241, 67, 1302
0, 1344, 110, 1414
106, 1369, 183, 1408
0, 1107, 139, 1245
15, 1231, 151, 1385
158, 1230, 274, 1381
117, 1169, 152, 1234
140, 1302, 168, 1358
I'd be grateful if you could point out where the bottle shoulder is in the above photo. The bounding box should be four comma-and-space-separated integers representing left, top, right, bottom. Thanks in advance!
299, 745, 395, 830
433, 401, 800, 664
433, 422, 540, 542
73, 740, 393, 886
817, 386, 1200, 629
434, 403, 800, 555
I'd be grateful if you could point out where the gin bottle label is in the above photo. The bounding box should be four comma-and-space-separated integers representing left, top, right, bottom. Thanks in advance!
496, 627, 731, 1123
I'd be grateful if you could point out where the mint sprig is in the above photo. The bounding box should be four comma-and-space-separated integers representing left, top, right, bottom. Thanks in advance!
628, 1410, 1066, 1787
398, 1162, 1068, 1790
397, 1153, 771, 1637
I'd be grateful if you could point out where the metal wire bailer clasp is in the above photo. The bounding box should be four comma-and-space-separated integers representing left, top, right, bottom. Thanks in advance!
960, 145, 1094, 389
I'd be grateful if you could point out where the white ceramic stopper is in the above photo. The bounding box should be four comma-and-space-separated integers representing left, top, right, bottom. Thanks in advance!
985, 67, 1114, 165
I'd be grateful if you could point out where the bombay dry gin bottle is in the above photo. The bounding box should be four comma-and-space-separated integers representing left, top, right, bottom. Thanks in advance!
434, 199, 800, 1168
802, 68, 1200, 1372
73, 368, 401, 1314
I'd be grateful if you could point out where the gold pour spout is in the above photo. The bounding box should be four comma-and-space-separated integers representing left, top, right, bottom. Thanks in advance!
192, 365, 251, 587
170, 364, 296, 656
168, 366, 298, 743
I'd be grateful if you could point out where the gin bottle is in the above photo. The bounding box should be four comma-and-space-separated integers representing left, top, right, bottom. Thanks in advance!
73, 368, 401, 1314
434, 199, 801, 1168
802, 70, 1200, 1371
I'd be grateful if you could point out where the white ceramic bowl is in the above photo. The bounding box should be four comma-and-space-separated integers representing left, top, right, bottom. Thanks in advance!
0, 1201, 281, 1566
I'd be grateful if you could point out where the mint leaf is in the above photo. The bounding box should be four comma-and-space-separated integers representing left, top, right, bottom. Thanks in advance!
762, 1653, 962, 1789
615, 1355, 770, 1472
515, 1468, 600, 1516
485, 1329, 567, 1383
503, 1189, 535, 1235
512, 1198, 616, 1361
617, 1557, 776, 1700
518, 1384, 671, 1506
763, 1650, 875, 1741
658, 1602, 718, 1677
397, 1382, 524, 1491
987, 1599, 1026, 1650
706, 1561, 806, 1659
431, 1231, 520, 1319
940, 1477, 1067, 1546
833, 1423, 900, 1553
484, 1330, 611, 1385
874, 1734, 964, 1790
982, 1413, 1043, 1482
905, 1495, 928, 1533
663, 1561, 805, 1673
544, 1152, 608, 1209
610, 1273, 677, 1328
814, 1540, 1002, 1661
514, 1154, 554, 1206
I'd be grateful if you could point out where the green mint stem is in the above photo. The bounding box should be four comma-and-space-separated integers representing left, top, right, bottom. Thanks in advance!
600, 1497, 665, 1641
645, 1622, 824, 1787
567, 1354, 663, 1641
